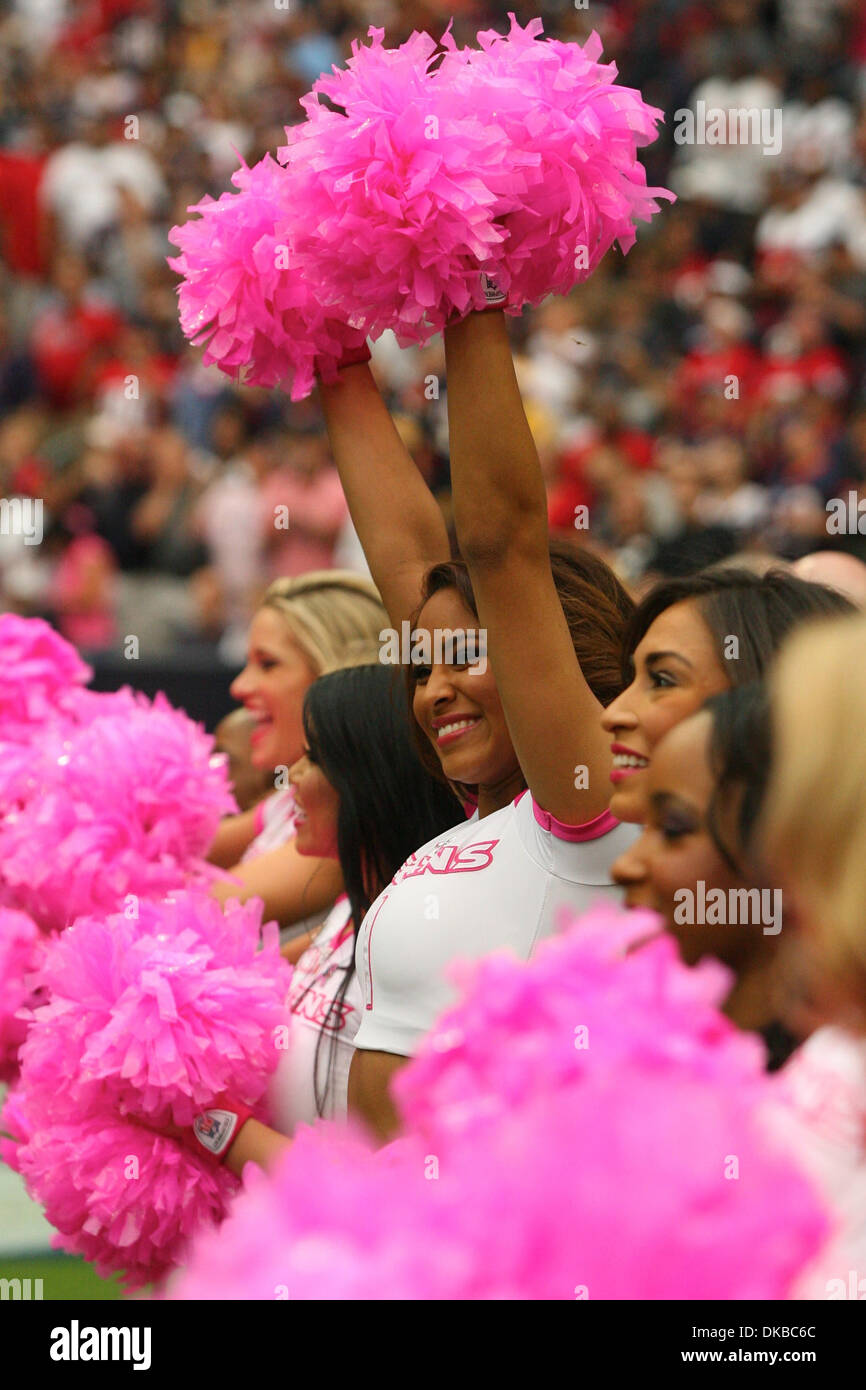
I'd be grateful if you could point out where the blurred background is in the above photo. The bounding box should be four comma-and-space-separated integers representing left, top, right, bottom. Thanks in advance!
1, 0, 865, 728
1, 0, 866, 1293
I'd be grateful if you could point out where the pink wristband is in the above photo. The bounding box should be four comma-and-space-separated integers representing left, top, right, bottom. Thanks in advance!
186, 1094, 254, 1165
316, 341, 371, 382
336, 341, 372, 369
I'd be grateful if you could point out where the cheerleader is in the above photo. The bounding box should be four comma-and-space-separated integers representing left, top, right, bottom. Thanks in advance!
319, 332, 639, 1141
609, 682, 797, 1070
207, 571, 386, 936
601, 567, 853, 825
187, 663, 458, 1173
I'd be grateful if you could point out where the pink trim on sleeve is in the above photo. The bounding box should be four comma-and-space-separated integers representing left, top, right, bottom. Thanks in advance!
531, 797, 621, 842
253, 799, 266, 836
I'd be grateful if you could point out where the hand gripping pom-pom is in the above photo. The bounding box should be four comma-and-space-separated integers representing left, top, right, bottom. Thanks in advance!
8, 1113, 238, 1291
3, 892, 292, 1287
171, 903, 828, 1300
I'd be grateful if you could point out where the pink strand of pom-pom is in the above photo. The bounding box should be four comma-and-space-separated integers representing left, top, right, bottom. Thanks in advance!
0, 908, 44, 1084
437, 17, 675, 308
278, 23, 518, 345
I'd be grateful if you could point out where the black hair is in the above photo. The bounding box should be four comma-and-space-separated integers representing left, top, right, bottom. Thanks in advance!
622, 567, 855, 686
702, 683, 773, 876
297, 663, 459, 1115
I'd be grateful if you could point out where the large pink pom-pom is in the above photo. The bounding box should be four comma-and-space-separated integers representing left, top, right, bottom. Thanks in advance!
10, 1113, 236, 1290
4, 892, 291, 1288
171, 903, 827, 1300
14, 891, 291, 1128
0, 907, 43, 1084
0, 689, 237, 929
0, 614, 91, 741
168, 154, 369, 399
279, 18, 672, 345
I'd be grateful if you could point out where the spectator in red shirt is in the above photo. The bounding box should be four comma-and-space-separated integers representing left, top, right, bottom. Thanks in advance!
29, 251, 122, 410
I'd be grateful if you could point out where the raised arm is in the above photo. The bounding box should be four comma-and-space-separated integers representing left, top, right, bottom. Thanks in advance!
443, 309, 611, 825
319, 362, 449, 629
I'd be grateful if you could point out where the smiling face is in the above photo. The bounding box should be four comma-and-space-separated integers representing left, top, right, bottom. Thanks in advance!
410, 587, 520, 792
601, 599, 730, 823
610, 711, 749, 968
288, 745, 340, 860
229, 607, 318, 771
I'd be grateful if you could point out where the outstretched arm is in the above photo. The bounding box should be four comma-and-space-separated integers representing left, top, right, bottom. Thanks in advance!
443, 310, 612, 824
319, 362, 449, 629
211, 839, 343, 929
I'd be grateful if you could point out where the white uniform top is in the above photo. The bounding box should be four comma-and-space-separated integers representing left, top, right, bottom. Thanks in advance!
267, 896, 361, 1132
353, 790, 639, 1057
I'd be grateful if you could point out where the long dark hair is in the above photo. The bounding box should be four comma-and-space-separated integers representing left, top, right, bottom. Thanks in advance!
622, 567, 855, 686
405, 539, 635, 798
298, 663, 459, 1114
703, 683, 773, 876
701, 681, 799, 1072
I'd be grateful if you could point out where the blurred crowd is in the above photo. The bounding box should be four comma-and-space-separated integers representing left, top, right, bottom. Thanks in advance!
1, 0, 866, 662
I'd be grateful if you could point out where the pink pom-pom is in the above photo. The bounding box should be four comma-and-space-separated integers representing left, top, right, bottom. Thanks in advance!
437, 16, 675, 308
168, 154, 369, 400
278, 18, 672, 345
11, 1112, 236, 1290
0, 615, 91, 741
14, 891, 291, 1128
5, 892, 290, 1287
171, 903, 827, 1300
0, 690, 237, 928
0, 908, 43, 1084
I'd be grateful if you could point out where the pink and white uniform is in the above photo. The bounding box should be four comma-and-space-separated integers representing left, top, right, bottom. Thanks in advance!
242, 786, 299, 861
268, 896, 361, 1130
773, 1025, 866, 1298
353, 790, 639, 1057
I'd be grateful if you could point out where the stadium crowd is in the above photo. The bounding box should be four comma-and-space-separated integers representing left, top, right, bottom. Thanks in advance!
1, 0, 866, 662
